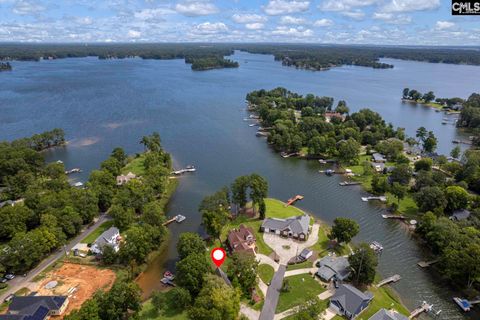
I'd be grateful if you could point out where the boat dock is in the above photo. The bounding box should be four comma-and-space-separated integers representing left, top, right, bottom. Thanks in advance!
285, 195, 304, 207
453, 297, 474, 312
65, 168, 82, 175
339, 181, 361, 186
377, 274, 401, 287
281, 152, 299, 158
382, 214, 406, 220
163, 214, 186, 226
171, 165, 196, 175
409, 301, 433, 319
417, 259, 440, 268
362, 196, 387, 202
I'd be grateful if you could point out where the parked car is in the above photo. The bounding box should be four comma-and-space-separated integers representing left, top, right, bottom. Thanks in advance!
4, 294, 14, 303
5, 274, 15, 280
0, 278, 7, 283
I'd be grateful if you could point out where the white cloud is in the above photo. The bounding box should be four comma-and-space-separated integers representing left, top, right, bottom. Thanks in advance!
341, 10, 365, 20
74, 17, 93, 25
280, 15, 306, 24
271, 26, 313, 37
380, 0, 440, 13
245, 23, 265, 30
263, 0, 310, 16
232, 13, 267, 23
435, 20, 455, 30
127, 30, 141, 38
134, 8, 174, 21
192, 22, 228, 34
314, 18, 333, 27
373, 12, 411, 24
175, 1, 218, 17
319, 0, 378, 11
13, 0, 45, 15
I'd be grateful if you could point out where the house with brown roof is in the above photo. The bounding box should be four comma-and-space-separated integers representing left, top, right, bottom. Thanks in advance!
227, 224, 256, 254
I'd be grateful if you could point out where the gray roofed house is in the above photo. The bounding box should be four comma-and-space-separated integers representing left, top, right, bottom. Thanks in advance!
372, 153, 386, 163
0, 296, 69, 320
330, 284, 373, 319
369, 308, 408, 320
90, 226, 120, 255
316, 255, 351, 281
450, 209, 471, 221
260, 214, 310, 240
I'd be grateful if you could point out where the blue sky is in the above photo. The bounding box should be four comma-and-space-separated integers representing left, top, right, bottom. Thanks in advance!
0, 0, 479, 44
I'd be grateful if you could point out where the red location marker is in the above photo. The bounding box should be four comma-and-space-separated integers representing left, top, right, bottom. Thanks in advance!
210, 247, 226, 267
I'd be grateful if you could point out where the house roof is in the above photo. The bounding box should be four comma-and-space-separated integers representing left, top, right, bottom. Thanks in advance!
93, 227, 120, 248
261, 214, 309, 235
331, 284, 373, 316
2, 296, 67, 320
372, 153, 386, 162
450, 209, 471, 221
318, 256, 350, 279
369, 308, 408, 320
227, 224, 255, 253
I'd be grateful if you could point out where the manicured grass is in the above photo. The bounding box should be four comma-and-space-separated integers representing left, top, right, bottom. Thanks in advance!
276, 274, 326, 313
14, 287, 30, 296
258, 264, 275, 284
0, 284, 8, 295
309, 224, 330, 254
282, 299, 330, 320
81, 220, 114, 244
357, 285, 410, 320
386, 193, 418, 217
286, 259, 315, 271
122, 154, 147, 176
264, 198, 306, 219
139, 298, 188, 320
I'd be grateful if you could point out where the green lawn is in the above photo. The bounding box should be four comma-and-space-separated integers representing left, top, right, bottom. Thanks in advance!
276, 274, 326, 313
386, 193, 418, 217
286, 259, 315, 271
309, 224, 329, 254
81, 220, 114, 244
139, 298, 188, 320
282, 299, 329, 320
264, 198, 306, 219
356, 285, 410, 320
258, 264, 275, 284
122, 154, 147, 176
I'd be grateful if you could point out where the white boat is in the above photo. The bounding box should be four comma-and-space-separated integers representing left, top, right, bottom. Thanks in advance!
73, 182, 84, 187
175, 214, 186, 223
453, 297, 471, 312
370, 241, 384, 253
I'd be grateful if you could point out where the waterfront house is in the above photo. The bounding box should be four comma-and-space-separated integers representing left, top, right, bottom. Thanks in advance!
260, 214, 310, 240
449, 209, 471, 221
369, 308, 408, 320
372, 153, 386, 163
370, 162, 385, 173
330, 284, 373, 319
116, 172, 136, 185
227, 224, 256, 254
0, 295, 69, 320
316, 255, 350, 281
90, 227, 121, 255
324, 112, 346, 123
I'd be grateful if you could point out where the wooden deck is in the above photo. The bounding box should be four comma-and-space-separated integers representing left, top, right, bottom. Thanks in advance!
377, 274, 401, 287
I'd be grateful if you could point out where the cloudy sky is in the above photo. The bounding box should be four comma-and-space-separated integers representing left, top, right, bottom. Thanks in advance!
0, 0, 479, 45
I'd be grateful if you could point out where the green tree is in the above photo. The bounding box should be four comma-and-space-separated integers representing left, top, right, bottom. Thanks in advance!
414, 158, 433, 171
64, 299, 101, 320
111, 147, 127, 165
389, 164, 412, 185
227, 252, 259, 297
177, 232, 206, 260
101, 245, 117, 265
142, 201, 166, 227
176, 253, 211, 296
249, 173, 269, 215
200, 188, 230, 240
151, 291, 167, 312
348, 243, 378, 285
119, 224, 163, 264
416, 127, 427, 143
390, 182, 407, 204
337, 138, 360, 164
167, 287, 192, 310
422, 91, 435, 103
88, 169, 116, 211
231, 175, 250, 212
402, 88, 410, 99
109, 205, 135, 231
371, 175, 388, 195
96, 279, 142, 320
450, 146, 461, 159
423, 131, 438, 153
329, 218, 359, 244
445, 186, 469, 213
259, 199, 266, 220
414, 186, 447, 213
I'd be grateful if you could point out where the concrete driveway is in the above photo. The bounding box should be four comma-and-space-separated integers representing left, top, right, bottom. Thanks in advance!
259, 264, 286, 320
263, 223, 320, 264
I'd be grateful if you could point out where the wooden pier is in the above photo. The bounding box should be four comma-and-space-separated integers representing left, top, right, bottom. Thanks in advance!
377, 274, 401, 287
339, 181, 361, 186
382, 214, 406, 220
285, 195, 304, 207
417, 259, 440, 268
162, 214, 186, 226
409, 301, 433, 319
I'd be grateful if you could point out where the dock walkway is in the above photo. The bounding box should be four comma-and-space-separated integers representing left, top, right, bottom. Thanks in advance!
409, 301, 432, 319
417, 259, 440, 268
377, 274, 401, 287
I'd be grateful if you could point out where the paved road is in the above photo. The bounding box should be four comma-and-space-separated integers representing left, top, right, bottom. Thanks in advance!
0, 214, 110, 303
259, 264, 286, 320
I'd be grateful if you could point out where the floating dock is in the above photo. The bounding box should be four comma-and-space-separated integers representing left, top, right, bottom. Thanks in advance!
362, 196, 387, 202
163, 214, 186, 226
65, 168, 82, 175
280, 152, 298, 158
382, 214, 406, 220
453, 297, 472, 312
377, 274, 401, 287
409, 301, 433, 319
417, 259, 440, 268
285, 195, 304, 207
339, 181, 361, 186
171, 165, 196, 175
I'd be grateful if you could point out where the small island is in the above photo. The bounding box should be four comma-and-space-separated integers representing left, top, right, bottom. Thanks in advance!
186, 56, 239, 71
0, 62, 12, 72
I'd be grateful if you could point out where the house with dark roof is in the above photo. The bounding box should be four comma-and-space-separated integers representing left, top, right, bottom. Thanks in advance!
260, 214, 310, 240
449, 209, 471, 221
372, 153, 386, 163
316, 255, 350, 281
330, 284, 373, 319
90, 227, 120, 255
369, 308, 408, 320
227, 224, 256, 254
0, 296, 69, 320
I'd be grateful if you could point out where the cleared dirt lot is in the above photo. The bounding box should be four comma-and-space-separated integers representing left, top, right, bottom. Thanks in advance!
36, 263, 116, 318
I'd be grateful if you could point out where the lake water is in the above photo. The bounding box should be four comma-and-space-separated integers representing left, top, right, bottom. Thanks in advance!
1, 51, 480, 319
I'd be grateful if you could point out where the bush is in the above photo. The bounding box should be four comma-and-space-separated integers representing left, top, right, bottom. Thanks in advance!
0, 283, 7, 289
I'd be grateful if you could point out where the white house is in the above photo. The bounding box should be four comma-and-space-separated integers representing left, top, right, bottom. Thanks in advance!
116, 172, 136, 185
90, 227, 121, 255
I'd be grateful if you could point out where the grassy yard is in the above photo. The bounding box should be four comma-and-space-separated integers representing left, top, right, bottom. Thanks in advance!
276, 274, 326, 313
286, 259, 315, 271
309, 224, 329, 254
81, 220, 114, 244
357, 285, 410, 320
139, 298, 188, 320
122, 154, 147, 176
386, 192, 418, 217
258, 264, 275, 284
264, 198, 305, 218
282, 299, 330, 320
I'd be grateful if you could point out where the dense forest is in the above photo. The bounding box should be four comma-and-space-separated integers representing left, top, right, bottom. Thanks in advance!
0, 62, 12, 71
2, 44, 480, 72
458, 93, 480, 129
185, 56, 239, 71
247, 87, 480, 293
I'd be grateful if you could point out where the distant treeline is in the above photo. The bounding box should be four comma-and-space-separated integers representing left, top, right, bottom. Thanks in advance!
186, 56, 239, 71
10, 128, 65, 152
0, 62, 12, 71
2, 43, 480, 72
459, 93, 480, 129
